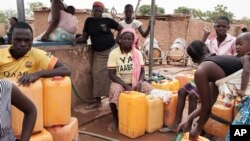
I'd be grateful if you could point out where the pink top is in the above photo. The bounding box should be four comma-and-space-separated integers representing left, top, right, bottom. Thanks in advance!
205, 33, 237, 56
48, 10, 78, 34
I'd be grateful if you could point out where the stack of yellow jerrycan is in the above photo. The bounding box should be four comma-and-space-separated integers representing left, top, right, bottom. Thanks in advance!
145, 95, 164, 133
42, 76, 78, 141
8, 78, 44, 137
204, 95, 235, 138
119, 91, 147, 138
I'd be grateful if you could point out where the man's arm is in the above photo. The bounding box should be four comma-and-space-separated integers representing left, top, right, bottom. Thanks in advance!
18, 60, 71, 86
138, 21, 150, 38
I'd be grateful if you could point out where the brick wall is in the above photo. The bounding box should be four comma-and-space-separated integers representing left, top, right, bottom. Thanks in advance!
33, 9, 247, 53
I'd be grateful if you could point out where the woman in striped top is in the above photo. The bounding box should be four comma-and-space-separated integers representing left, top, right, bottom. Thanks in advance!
0, 80, 37, 141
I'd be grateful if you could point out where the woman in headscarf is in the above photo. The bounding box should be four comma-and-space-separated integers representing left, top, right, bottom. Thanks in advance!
107, 28, 153, 130
36, 0, 78, 41
75, 1, 123, 109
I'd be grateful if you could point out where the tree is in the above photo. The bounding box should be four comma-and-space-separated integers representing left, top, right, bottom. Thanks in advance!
174, 5, 235, 23
0, 9, 17, 23
25, 2, 44, 17
139, 4, 165, 16
174, 7, 191, 15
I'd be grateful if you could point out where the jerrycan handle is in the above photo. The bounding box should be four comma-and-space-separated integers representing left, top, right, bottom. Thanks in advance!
52, 76, 64, 81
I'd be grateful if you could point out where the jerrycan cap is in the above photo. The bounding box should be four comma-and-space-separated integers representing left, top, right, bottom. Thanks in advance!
52, 76, 63, 80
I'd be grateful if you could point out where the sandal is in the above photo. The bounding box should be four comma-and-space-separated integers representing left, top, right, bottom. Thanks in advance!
159, 127, 177, 133
85, 101, 102, 110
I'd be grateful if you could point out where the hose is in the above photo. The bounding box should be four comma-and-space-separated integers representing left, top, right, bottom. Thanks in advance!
78, 130, 119, 141
71, 83, 106, 103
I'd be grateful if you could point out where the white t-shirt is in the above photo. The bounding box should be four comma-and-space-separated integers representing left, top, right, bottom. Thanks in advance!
119, 19, 142, 31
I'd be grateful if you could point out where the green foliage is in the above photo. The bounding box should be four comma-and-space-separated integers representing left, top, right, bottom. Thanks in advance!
174, 5, 235, 23
0, 10, 17, 23
139, 4, 165, 16
25, 2, 44, 17
174, 7, 191, 15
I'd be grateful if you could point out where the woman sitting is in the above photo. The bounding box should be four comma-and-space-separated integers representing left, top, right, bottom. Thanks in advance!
36, 0, 77, 42
107, 28, 154, 130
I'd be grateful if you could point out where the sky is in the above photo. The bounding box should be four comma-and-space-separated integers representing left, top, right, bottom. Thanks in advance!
0, 0, 249, 20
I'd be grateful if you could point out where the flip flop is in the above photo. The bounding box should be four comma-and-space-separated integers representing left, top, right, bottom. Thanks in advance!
85, 102, 101, 110
159, 127, 177, 133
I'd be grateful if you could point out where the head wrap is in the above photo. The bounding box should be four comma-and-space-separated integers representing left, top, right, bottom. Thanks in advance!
93, 1, 105, 9
120, 28, 141, 89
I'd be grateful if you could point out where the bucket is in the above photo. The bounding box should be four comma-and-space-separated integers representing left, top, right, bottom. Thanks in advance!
168, 38, 187, 61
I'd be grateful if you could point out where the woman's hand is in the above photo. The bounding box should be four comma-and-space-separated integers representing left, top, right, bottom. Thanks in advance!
124, 84, 132, 91
134, 81, 142, 91
233, 84, 246, 97
177, 119, 191, 133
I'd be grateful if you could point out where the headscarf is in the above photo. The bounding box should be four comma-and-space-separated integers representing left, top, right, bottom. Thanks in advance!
93, 1, 105, 9
120, 28, 141, 89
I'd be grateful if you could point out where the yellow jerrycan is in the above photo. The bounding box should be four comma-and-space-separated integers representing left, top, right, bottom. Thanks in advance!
119, 91, 147, 138
42, 76, 71, 127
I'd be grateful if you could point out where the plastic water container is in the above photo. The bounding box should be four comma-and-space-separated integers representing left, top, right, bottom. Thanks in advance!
46, 117, 78, 141
146, 96, 164, 133
30, 129, 53, 141
42, 76, 71, 127
9, 78, 43, 136
163, 94, 178, 127
119, 91, 147, 138
204, 118, 229, 138
181, 132, 210, 141
204, 95, 234, 138
151, 79, 179, 93
212, 95, 235, 122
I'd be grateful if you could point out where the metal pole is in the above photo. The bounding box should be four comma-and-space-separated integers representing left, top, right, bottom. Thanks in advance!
16, 0, 25, 22
148, 0, 155, 79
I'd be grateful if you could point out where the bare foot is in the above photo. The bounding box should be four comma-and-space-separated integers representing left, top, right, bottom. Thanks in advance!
108, 121, 118, 131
